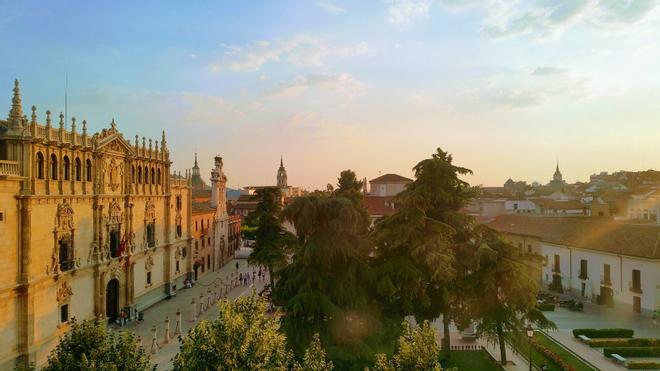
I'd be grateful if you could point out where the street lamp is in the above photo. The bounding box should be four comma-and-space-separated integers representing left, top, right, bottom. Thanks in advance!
526, 324, 534, 371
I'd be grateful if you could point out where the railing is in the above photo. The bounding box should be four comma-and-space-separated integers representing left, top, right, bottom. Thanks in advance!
629, 282, 642, 294
0, 160, 20, 176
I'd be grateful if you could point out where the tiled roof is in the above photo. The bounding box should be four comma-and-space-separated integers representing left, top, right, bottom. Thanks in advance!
369, 173, 413, 183
488, 215, 660, 259
363, 196, 397, 216
532, 199, 585, 210
192, 201, 216, 214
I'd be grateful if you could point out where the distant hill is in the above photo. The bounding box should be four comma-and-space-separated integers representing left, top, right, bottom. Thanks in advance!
226, 188, 241, 201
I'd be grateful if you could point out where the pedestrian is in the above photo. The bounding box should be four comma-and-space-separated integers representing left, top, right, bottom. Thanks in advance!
235, 261, 239, 271
252, 270, 256, 283
239, 272, 243, 285
258, 269, 262, 281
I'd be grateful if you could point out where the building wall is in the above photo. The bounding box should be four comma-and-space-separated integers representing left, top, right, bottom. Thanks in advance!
370, 181, 407, 197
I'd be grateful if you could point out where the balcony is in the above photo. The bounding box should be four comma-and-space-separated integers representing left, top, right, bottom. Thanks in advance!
0, 160, 20, 176
629, 282, 643, 294
600, 276, 612, 287
578, 272, 588, 280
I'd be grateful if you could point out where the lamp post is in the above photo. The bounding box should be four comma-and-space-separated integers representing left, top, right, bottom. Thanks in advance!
526, 324, 534, 371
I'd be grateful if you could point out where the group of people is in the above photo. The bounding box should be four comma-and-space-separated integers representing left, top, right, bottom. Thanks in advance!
237, 265, 267, 286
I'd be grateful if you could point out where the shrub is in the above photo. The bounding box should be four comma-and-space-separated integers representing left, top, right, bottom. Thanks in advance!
589, 338, 659, 348
538, 303, 555, 311
603, 347, 660, 357
572, 328, 634, 339
628, 361, 660, 369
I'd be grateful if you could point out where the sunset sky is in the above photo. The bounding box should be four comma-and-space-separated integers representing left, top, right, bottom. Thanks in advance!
2, 0, 659, 190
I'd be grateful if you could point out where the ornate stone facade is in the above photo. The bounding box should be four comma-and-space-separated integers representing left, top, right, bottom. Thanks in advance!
0, 80, 194, 368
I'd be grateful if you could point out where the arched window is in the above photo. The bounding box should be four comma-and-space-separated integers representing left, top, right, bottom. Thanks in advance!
151, 167, 155, 184
74, 157, 81, 181
131, 166, 135, 184
36, 152, 44, 179
137, 166, 142, 184
144, 167, 149, 184
85, 159, 92, 181
50, 154, 58, 180
59, 236, 74, 271
157, 168, 161, 185
63, 156, 70, 180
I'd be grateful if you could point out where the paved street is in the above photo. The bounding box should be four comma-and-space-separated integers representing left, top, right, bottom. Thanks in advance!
111, 258, 269, 370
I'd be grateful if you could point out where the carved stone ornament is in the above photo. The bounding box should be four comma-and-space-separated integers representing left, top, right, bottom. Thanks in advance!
104, 158, 123, 191
56, 281, 74, 303
145, 253, 155, 270
108, 201, 122, 224
54, 201, 75, 236
145, 199, 156, 221
174, 246, 182, 260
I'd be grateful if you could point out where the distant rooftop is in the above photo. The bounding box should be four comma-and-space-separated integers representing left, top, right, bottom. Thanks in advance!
370, 173, 413, 183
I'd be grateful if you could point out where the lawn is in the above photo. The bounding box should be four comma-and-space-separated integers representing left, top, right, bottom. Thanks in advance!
508, 332, 596, 371
441, 350, 503, 371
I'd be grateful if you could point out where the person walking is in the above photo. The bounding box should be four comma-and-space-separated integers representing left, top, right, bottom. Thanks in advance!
235, 261, 239, 271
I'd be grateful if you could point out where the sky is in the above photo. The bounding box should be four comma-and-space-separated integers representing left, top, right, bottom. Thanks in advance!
1, 0, 659, 190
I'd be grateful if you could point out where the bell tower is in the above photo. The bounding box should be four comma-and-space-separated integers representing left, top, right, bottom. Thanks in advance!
277, 156, 287, 188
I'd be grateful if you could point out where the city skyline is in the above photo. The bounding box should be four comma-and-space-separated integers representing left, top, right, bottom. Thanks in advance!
2, 0, 660, 189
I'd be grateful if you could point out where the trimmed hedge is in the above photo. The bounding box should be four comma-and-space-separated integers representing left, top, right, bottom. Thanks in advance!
572, 328, 634, 339
538, 303, 555, 311
589, 338, 659, 348
628, 361, 660, 369
603, 347, 660, 357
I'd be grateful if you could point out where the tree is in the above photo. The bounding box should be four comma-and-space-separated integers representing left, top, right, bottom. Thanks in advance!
370, 148, 477, 358
373, 320, 446, 371
274, 195, 387, 368
248, 187, 295, 289
173, 292, 292, 371
292, 333, 334, 371
42, 318, 153, 371
334, 170, 363, 204
469, 225, 554, 365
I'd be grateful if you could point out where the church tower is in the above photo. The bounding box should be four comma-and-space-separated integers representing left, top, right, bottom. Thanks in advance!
277, 156, 288, 188
191, 152, 206, 191
553, 162, 563, 182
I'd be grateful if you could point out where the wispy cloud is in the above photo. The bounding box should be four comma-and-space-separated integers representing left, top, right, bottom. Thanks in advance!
269, 72, 366, 98
387, 0, 433, 25
209, 35, 369, 72
531, 66, 571, 76
318, 1, 346, 14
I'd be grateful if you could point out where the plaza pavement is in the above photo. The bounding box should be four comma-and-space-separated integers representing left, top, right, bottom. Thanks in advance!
112, 258, 269, 370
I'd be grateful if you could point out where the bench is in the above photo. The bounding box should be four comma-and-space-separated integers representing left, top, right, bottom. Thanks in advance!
611, 354, 626, 364
577, 335, 591, 342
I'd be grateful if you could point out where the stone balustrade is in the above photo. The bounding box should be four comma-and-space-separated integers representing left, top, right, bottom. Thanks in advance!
0, 160, 20, 176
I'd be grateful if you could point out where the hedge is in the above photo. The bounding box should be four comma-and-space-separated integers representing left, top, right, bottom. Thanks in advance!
628, 361, 660, 369
603, 347, 660, 357
538, 303, 555, 311
589, 338, 659, 348
572, 328, 634, 339
530, 339, 575, 371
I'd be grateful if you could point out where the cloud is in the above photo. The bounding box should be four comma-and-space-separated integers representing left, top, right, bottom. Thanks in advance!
209, 35, 369, 72
387, 0, 433, 25
593, 0, 659, 25
318, 1, 346, 14
269, 73, 366, 98
532, 66, 571, 76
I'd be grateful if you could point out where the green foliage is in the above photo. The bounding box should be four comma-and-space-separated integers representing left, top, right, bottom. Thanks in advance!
604, 347, 660, 357
292, 333, 334, 371
440, 351, 501, 371
373, 320, 442, 371
572, 328, 634, 339
589, 338, 659, 347
247, 187, 296, 287
172, 292, 292, 371
628, 361, 660, 369
334, 170, 364, 205
42, 318, 153, 371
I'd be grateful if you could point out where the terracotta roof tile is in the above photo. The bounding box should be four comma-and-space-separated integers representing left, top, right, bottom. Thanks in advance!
488, 215, 660, 259
363, 196, 397, 216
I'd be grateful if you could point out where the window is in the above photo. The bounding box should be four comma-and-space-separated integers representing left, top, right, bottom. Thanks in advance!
85, 159, 92, 181
603, 264, 611, 284
176, 224, 182, 238
0, 211, 4, 222
176, 260, 180, 272
182, 247, 187, 258
579, 259, 588, 279
176, 196, 182, 211
146, 222, 156, 247
553, 254, 560, 273
527, 244, 532, 253
60, 304, 69, 323
195, 221, 198, 231
207, 256, 210, 270
137, 166, 142, 184
36, 152, 44, 179
131, 166, 135, 183
157, 168, 161, 185
147, 271, 152, 285
109, 229, 121, 258
151, 168, 155, 184
63, 156, 70, 180
74, 157, 81, 181
59, 237, 74, 271
144, 168, 148, 184
50, 154, 58, 180
631, 269, 641, 292
207, 237, 211, 245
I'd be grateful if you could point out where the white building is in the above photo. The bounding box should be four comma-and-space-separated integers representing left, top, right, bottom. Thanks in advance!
627, 189, 660, 224
368, 173, 412, 197
489, 215, 660, 316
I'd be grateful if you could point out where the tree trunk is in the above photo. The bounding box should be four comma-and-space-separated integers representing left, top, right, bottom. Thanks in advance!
442, 314, 451, 359
268, 264, 275, 289
497, 323, 507, 365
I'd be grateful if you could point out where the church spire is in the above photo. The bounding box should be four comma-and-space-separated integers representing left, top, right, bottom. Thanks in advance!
280, 155, 284, 168
193, 152, 199, 169
8, 79, 24, 128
